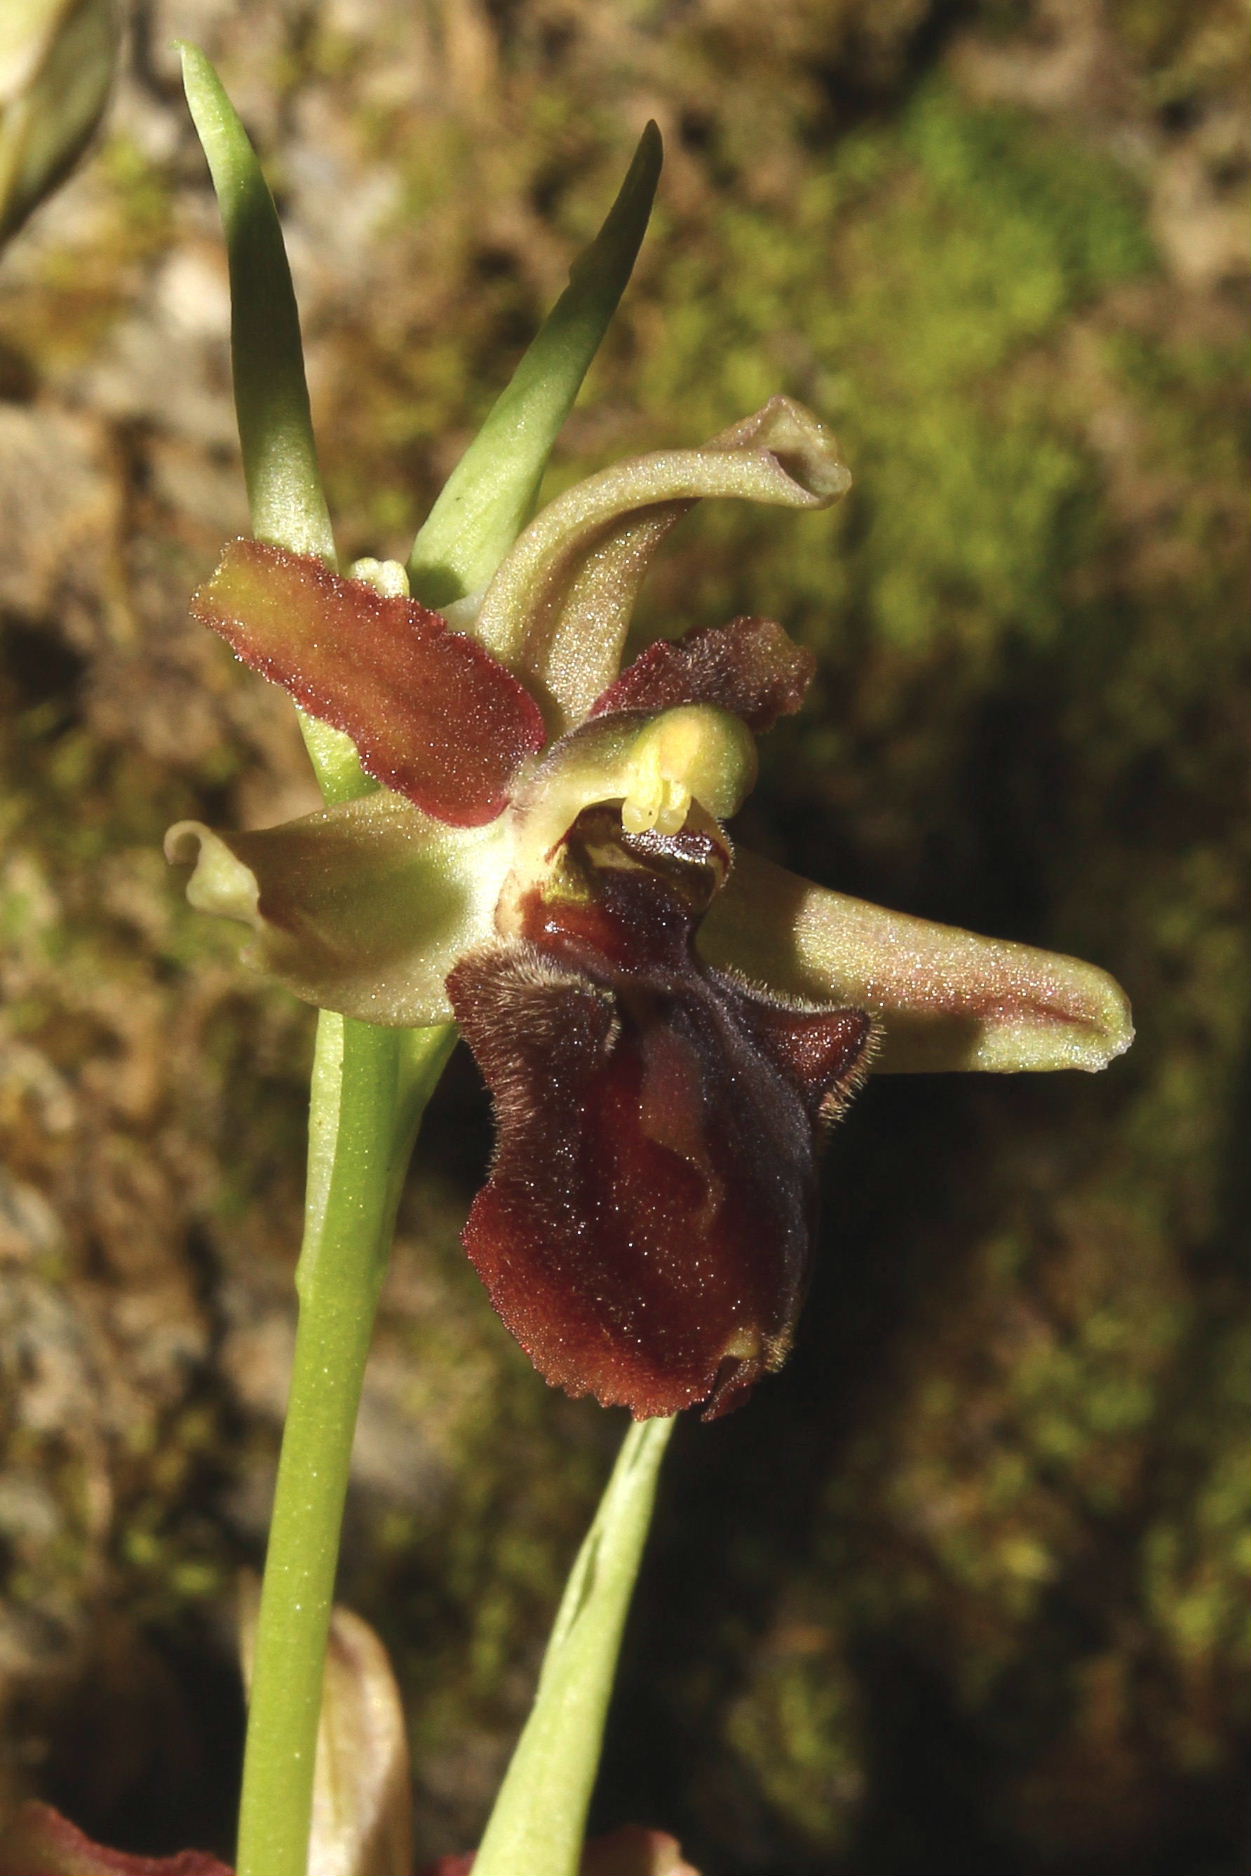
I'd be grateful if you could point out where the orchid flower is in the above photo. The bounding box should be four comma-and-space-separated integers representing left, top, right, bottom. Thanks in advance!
166, 396, 1132, 1423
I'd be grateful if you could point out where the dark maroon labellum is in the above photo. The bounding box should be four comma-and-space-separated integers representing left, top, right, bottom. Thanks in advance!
448, 807, 874, 1419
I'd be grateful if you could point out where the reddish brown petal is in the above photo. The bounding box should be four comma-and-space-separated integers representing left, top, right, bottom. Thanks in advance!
191, 539, 546, 825
589, 617, 815, 731
0, 1802, 232, 1876
448, 810, 873, 1420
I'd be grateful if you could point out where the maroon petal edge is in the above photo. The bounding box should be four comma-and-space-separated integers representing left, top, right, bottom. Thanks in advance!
0, 1801, 233, 1876
192, 540, 547, 826
589, 616, 816, 732
448, 808, 874, 1420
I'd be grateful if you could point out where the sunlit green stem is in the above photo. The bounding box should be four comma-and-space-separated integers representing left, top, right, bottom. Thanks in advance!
235, 1005, 454, 1876
236, 1021, 453, 1876
473, 1416, 676, 1876
237, 1017, 391, 1876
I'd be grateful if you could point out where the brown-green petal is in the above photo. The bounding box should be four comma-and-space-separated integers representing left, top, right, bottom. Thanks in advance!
473, 396, 851, 733
191, 540, 547, 825
700, 849, 1133, 1074
165, 793, 511, 1027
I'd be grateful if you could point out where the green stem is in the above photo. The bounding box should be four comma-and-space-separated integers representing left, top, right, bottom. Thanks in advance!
236, 1019, 452, 1876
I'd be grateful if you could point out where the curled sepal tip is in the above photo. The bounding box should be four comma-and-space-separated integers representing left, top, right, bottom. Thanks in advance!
474, 395, 850, 730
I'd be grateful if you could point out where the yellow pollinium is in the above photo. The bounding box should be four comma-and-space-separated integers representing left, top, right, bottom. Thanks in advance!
620, 705, 758, 835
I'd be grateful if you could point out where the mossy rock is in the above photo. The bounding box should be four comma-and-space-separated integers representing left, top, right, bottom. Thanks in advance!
0, 1, 1244, 1869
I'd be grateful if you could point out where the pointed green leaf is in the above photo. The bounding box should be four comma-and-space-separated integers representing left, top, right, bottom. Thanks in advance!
180, 42, 368, 804
0, 0, 120, 250
180, 42, 333, 563
407, 123, 663, 610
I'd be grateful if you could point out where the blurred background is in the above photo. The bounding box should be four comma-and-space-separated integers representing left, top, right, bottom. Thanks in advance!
0, 1, 1246, 1870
